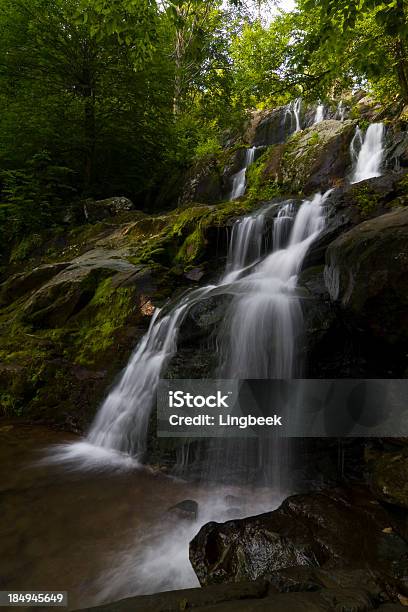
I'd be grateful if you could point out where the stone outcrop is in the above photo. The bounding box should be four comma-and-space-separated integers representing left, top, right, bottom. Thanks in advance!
189, 487, 408, 591
324, 207, 408, 353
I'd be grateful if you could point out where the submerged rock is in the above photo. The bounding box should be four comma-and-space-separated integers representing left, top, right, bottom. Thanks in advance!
167, 499, 198, 521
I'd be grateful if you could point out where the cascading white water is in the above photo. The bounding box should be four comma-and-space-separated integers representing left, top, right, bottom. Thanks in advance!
70, 191, 328, 467
219, 191, 330, 379
314, 103, 325, 124
87, 286, 213, 458
335, 101, 346, 122
284, 98, 302, 133
230, 146, 256, 200
350, 123, 385, 183
79, 208, 268, 461
223, 214, 265, 283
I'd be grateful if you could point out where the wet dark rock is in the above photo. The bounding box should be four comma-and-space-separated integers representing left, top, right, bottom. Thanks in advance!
189, 487, 408, 589
74, 572, 405, 611
184, 267, 205, 282
367, 450, 408, 510
167, 499, 198, 521
74, 580, 270, 612
324, 207, 408, 352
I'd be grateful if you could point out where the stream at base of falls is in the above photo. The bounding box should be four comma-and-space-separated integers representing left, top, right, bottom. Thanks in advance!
0, 422, 283, 609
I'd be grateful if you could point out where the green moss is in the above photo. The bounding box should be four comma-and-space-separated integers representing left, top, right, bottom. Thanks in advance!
10, 233, 43, 263
73, 277, 136, 365
351, 184, 381, 217
245, 148, 283, 202
309, 131, 319, 146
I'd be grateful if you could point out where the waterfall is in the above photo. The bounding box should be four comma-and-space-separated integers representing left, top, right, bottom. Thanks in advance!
284, 98, 302, 133
314, 103, 324, 124
87, 287, 213, 458
219, 191, 330, 380
88, 196, 326, 462
230, 146, 256, 200
77, 192, 329, 467
335, 101, 346, 122
350, 123, 385, 184
84, 208, 268, 460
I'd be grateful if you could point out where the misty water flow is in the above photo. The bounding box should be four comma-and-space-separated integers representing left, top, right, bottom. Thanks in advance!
314, 103, 325, 124
230, 146, 256, 200
335, 101, 346, 121
284, 97, 302, 132
350, 123, 385, 183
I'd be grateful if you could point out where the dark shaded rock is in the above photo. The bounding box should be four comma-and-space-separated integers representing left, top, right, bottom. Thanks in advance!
83, 197, 134, 222
385, 130, 408, 170
0, 262, 69, 307
367, 450, 408, 510
190, 487, 408, 588
180, 160, 224, 204
253, 106, 294, 147
324, 208, 408, 348
167, 499, 198, 520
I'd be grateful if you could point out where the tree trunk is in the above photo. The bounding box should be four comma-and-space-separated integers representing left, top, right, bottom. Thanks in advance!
395, 38, 408, 104
84, 88, 96, 190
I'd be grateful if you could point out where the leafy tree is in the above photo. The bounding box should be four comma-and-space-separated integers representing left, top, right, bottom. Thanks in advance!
295, 0, 408, 103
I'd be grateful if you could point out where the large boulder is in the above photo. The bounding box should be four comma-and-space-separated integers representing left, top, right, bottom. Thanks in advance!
367, 449, 408, 510
324, 207, 408, 350
22, 249, 138, 328
190, 487, 408, 588
0, 262, 69, 307
279, 119, 356, 193
83, 197, 134, 222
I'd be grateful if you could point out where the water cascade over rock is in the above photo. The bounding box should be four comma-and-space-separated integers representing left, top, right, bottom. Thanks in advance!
230, 146, 256, 200
314, 103, 325, 124
284, 98, 302, 133
79, 192, 330, 469
350, 123, 385, 183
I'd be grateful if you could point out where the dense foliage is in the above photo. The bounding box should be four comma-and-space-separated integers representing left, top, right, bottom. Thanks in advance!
0, 0, 406, 259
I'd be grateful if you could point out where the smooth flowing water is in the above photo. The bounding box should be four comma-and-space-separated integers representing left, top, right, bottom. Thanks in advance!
335, 101, 346, 121
284, 98, 302, 133
57, 191, 328, 475
219, 193, 328, 379
314, 103, 325, 124
230, 146, 256, 200
350, 123, 385, 183
1, 422, 280, 608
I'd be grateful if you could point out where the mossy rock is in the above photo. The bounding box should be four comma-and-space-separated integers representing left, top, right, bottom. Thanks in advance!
368, 450, 408, 509
280, 119, 356, 194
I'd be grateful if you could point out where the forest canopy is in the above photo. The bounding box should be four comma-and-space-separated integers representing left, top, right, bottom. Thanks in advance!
0, 0, 407, 253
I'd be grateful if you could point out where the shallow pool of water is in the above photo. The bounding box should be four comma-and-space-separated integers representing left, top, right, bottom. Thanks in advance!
0, 421, 281, 609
